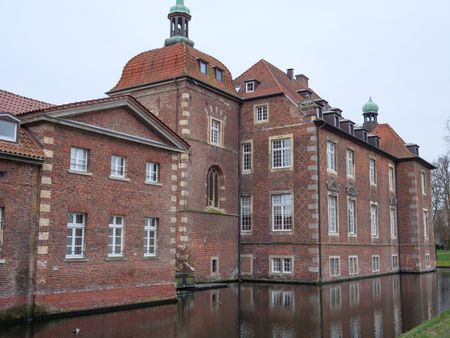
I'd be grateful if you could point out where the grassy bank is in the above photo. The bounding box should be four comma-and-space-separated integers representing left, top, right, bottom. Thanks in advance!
437, 250, 450, 267
400, 310, 450, 337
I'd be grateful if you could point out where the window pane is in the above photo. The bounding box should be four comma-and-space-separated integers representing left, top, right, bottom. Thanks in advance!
0, 119, 17, 141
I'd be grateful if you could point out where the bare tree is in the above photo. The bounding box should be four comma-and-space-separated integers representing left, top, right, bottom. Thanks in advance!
432, 155, 450, 248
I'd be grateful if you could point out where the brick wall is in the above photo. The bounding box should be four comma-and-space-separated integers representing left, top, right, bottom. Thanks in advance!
0, 159, 40, 320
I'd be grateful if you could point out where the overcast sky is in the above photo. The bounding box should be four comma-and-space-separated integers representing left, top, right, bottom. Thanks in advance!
1, 0, 449, 161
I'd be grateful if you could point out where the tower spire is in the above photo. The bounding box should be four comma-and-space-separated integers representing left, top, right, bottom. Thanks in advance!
362, 97, 380, 132
165, 0, 194, 47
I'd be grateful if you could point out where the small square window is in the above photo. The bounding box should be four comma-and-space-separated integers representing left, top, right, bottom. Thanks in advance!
255, 105, 268, 122
199, 60, 208, 74
0, 118, 18, 142
215, 68, 224, 82
245, 82, 255, 93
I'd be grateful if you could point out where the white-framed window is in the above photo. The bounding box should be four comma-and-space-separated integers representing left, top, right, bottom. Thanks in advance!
347, 149, 355, 178
390, 207, 397, 239
0, 208, 4, 256
111, 155, 126, 178
425, 253, 431, 267
215, 68, 224, 82
389, 166, 395, 191
348, 256, 359, 276
271, 257, 293, 274
146, 162, 160, 183
199, 60, 208, 74
423, 209, 429, 239
144, 217, 157, 257
240, 196, 252, 233
327, 142, 336, 172
329, 256, 341, 277
66, 213, 85, 259
255, 105, 268, 123
271, 138, 291, 169
421, 172, 427, 195
211, 257, 219, 274
0, 118, 18, 142
347, 198, 356, 236
370, 203, 379, 238
372, 255, 380, 272
242, 142, 252, 173
108, 216, 124, 257
272, 193, 292, 231
210, 118, 222, 146
328, 195, 338, 234
369, 159, 377, 185
245, 81, 255, 93
392, 255, 399, 270
70, 147, 89, 172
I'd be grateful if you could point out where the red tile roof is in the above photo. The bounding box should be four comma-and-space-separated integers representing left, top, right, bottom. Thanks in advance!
109, 43, 237, 97
0, 89, 53, 115
0, 128, 44, 161
234, 59, 322, 102
372, 123, 415, 158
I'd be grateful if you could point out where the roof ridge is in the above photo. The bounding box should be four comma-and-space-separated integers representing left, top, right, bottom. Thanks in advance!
261, 60, 284, 94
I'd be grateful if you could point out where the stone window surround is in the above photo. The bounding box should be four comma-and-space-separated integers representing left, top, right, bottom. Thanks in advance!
240, 195, 253, 234
241, 139, 253, 174
372, 255, 381, 272
329, 255, 341, 277
348, 255, 359, 276
328, 192, 339, 236
207, 116, 224, 147
254, 103, 269, 124
240, 254, 253, 275
370, 201, 379, 239
269, 134, 293, 172
347, 197, 357, 237
270, 190, 294, 233
326, 140, 337, 174
269, 255, 294, 275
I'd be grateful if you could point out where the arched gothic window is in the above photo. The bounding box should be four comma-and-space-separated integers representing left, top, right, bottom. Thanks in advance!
207, 167, 220, 208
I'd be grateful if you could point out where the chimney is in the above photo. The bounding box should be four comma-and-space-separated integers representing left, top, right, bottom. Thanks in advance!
287, 68, 294, 81
295, 74, 309, 88
406, 143, 420, 156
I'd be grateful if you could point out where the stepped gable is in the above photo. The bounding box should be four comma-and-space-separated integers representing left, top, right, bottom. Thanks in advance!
109, 43, 237, 97
0, 89, 53, 115
372, 123, 416, 159
234, 59, 322, 103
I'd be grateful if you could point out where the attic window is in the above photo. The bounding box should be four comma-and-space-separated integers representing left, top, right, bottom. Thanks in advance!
334, 116, 340, 127
0, 115, 19, 143
246, 81, 255, 93
215, 68, 224, 82
316, 107, 323, 118
199, 60, 208, 75
349, 124, 354, 135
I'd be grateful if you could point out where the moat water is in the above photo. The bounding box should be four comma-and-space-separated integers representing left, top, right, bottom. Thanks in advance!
2, 270, 450, 338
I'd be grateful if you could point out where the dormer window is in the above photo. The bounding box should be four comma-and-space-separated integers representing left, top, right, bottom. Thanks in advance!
245, 81, 255, 93
316, 107, 323, 118
199, 60, 208, 74
0, 114, 20, 143
334, 116, 340, 127
349, 124, 354, 135
215, 68, 224, 82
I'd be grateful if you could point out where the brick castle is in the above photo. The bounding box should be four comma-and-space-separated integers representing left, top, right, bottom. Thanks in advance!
0, 0, 435, 321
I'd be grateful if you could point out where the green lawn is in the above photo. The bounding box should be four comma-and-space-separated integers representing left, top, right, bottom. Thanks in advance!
400, 310, 450, 337
437, 250, 450, 267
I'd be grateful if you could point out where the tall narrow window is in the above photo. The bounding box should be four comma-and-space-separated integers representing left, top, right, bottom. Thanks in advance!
144, 218, 157, 257
146, 162, 160, 183
370, 204, 378, 238
348, 256, 359, 276
272, 194, 292, 231
240, 196, 252, 232
421, 172, 427, 195
372, 255, 380, 272
392, 255, 399, 270
369, 159, 377, 185
0, 208, 4, 256
66, 213, 85, 259
211, 257, 219, 274
330, 256, 341, 277
423, 210, 429, 239
108, 216, 124, 257
348, 199, 356, 236
327, 142, 336, 172
255, 105, 268, 123
389, 166, 395, 191
242, 142, 252, 173
210, 119, 222, 146
207, 167, 220, 208
111, 155, 126, 178
347, 149, 355, 178
70, 147, 89, 172
272, 138, 291, 169
390, 207, 397, 239
328, 195, 338, 234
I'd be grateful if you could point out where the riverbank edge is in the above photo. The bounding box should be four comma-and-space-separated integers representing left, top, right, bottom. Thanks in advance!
0, 298, 178, 327
399, 309, 450, 337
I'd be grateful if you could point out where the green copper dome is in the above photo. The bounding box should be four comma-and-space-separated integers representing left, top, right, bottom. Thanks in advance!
169, 0, 191, 15
362, 97, 379, 114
